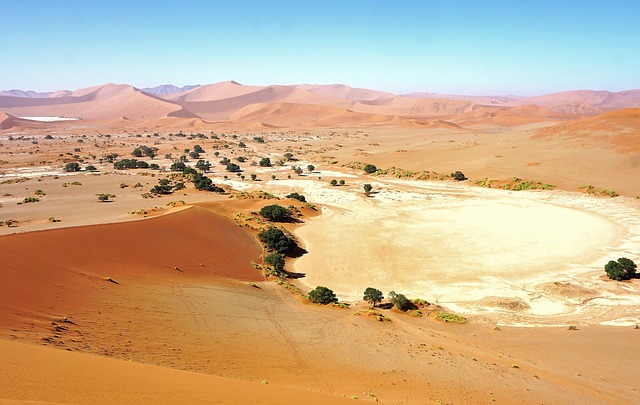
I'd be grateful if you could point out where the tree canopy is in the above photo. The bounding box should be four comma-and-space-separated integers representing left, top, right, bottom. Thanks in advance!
260, 204, 291, 222
604, 257, 637, 280
363, 287, 384, 308
363, 164, 377, 174
258, 227, 296, 254
308, 286, 338, 304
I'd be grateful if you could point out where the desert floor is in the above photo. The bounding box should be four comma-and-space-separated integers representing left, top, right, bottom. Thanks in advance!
1, 125, 639, 404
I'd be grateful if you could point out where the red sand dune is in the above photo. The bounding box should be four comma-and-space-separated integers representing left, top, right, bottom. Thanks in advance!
168, 80, 265, 102
0, 206, 261, 328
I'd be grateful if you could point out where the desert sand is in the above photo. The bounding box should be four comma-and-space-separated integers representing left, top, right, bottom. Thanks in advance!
1, 81, 639, 404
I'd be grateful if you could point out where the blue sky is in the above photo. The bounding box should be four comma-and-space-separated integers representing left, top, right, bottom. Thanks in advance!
2, 1, 639, 95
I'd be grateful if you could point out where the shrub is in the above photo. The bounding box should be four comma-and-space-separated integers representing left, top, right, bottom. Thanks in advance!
604, 257, 637, 281
85, 165, 97, 171
260, 204, 291, 222
363, 183, 373, 195
363, 164, 377, 174
436, 312, 468, 324
308, 286, 338, 304
286, 192, 306, 202
330, 179, 338, 186
259, 157, 272, 167
307, 164, 315, 172
251, 174, 258, 181
451, 171, 467, 181
63, 162, 81, 172
363, 287, 384, 308
258, 227, 295, 254
389, 291, 415, 311
193, 144, 205, 153
264, 253, 285, 273
97, 194, 110, 202
22, 197, 39, 203
226, 163, 241, 172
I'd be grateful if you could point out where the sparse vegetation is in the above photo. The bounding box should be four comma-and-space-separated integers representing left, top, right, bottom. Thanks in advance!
436, 312, 468, 324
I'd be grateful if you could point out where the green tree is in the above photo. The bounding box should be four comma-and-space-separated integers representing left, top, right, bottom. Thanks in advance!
195, 159, 211, 172
363, 183, 373, 196
389, 291, 414, 311
264, 253, 285, 273
363, 164, 377, 174
64, 162, 81, 172
283, 152, 294, 161
286, 192, 306, 202
170, 161, 186, 171
226, 163, 241, 172
308, 286, 338, 304
605, 258, 637, 280
330, 179, 338, 186
260, 204, 291, 222
363, 287, 384, 308
259, 157, 272, 167
97, 194, 110, 202
307, 164, 315, 172
451, 171, 467, 181
85, 165, 97, 171
193, 144, 205, 153
258, 228, 296, 254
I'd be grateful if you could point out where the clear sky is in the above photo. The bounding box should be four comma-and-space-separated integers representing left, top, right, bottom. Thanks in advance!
2, 1, 639, 95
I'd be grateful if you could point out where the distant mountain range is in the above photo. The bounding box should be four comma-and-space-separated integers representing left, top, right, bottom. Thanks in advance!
1, 81, 639, 128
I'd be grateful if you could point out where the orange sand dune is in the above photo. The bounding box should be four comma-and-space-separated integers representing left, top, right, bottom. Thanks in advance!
0, 206, 261, 328
450, 104, 579, 127
533, 108, 640, 152
228, 101, 405, 126
293, 83, 395, 101
352, 95, 474, 118
518, 89, 640, 115
0, 340, 355, 404
169, 80, 266, 102
0, 83, 183, 120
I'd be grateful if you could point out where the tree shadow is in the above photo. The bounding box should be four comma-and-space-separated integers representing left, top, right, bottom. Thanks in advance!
285, 271, 306, 279
286, 245, 308, 259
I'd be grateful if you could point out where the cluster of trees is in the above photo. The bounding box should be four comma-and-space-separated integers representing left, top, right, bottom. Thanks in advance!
258, 227, 296, 254
260, 204, 291, 222
307, 286, 416, 312
329, 179, 346, 186
286, 192, 306, 202
605, 257, 637, 281
63, 162, 81, 172
150, 178, 184, 195
114, 159, 150, 170
132, 145, 158, 159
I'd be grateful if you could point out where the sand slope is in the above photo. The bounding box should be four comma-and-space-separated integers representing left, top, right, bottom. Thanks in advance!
0, 339, 355, 405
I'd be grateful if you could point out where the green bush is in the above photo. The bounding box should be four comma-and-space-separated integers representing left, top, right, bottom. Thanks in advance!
451, 171, 467, 181
286, 192, 306, 202
264, 253, 285, 272
260, 204, 291, 222
363, 164, 377, 174
389, 291, 415, 311
63, 162, 81, 172
308, 286, 338, 304
258, 227, 295, 254
605, 257, 637, 280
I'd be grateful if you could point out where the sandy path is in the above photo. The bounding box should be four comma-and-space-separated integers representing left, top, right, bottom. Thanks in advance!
280, 178, 640, 324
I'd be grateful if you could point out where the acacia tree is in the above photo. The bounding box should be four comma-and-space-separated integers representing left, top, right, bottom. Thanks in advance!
363, 183, 373, 196
260, 204, 291, 222
363, 287, 384, 308
389, 291, 414, 311
604, 257, 637, 280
